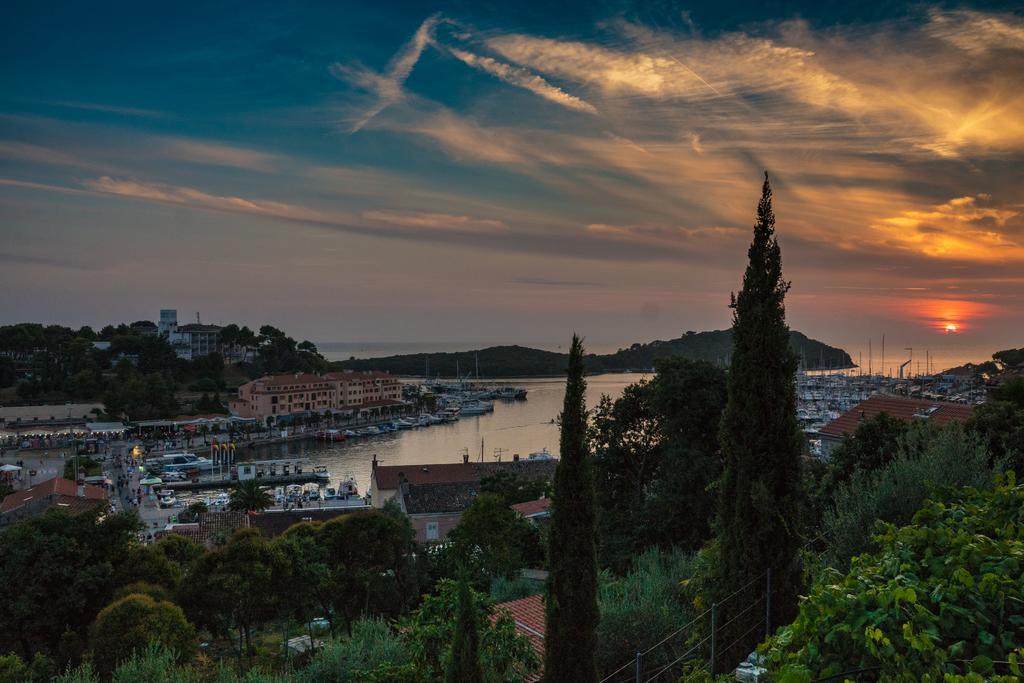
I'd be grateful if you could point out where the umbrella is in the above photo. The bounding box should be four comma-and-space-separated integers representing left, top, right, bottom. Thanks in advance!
0, 464, 21, 472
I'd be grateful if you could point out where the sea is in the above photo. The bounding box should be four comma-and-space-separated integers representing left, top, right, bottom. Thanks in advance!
295, 338, 1002, 493
246, 374, 645, 496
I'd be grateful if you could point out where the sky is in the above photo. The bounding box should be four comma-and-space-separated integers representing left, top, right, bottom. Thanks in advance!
1, 0, 1022, 362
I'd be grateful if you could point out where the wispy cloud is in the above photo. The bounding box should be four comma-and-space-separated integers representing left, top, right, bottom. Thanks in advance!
34, 99, 167, 118
159, 139, 279, 171
329, 15, 440, 132
510, 276, 603, 287
444, 47, 597, 114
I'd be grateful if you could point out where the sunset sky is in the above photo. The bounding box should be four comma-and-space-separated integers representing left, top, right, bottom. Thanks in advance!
2, 1, 1022, 363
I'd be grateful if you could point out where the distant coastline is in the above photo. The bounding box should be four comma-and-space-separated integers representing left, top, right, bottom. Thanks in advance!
331, 330, 854, 378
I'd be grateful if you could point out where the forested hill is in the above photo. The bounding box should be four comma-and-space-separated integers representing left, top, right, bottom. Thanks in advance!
335, 330, 853, 377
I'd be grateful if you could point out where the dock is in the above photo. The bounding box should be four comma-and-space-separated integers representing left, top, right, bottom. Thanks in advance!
161, 471, 329, 491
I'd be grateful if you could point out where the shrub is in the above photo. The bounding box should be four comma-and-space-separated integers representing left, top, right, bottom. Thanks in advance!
597, 548, 697, 676
765, 476, 1024, 680
293, 619, 413, 683
823, 424, 996, 568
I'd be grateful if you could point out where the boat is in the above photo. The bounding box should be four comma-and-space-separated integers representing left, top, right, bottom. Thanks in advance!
148, 452, 216, 473
336, 476, 359, 498
316, 429, 345, 442
343, 430, 358, 437
528, 448, 554, 460
495, 386, 528, 400
324, 487, 338, 500
313, 465, 331, 480
362, 426, 381, 436
459, 400, 492, 415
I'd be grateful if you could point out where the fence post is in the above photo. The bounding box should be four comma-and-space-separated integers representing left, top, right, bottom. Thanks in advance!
635, 650, 642, 683
765, 568, 772, 638
710, 601, 717, 674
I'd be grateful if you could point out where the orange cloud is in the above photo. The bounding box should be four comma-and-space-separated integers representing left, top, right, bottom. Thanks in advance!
872, 195, 1022, 262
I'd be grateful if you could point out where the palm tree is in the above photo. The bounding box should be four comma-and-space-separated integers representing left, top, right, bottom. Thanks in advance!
228, 480, 273, 512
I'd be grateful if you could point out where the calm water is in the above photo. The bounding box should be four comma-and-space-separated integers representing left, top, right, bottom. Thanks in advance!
246, 374, 647, 493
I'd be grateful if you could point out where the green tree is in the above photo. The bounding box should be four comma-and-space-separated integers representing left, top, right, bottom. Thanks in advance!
591, 357, 726, 572
315, 509, 418, 628
448, 492, 539, 583
544, 334, 598, 683
403, 579, 538, 682
88, 594, 196, 675
178, 529, 283, 660
227, 480, 273, 512
445, 577, 483, 683
0, 508, 140, 659
967, 399, 1024, 476
715, 174, 804, 669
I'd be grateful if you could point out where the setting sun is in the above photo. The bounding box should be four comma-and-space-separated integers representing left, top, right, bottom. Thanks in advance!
944, 323, 959, 333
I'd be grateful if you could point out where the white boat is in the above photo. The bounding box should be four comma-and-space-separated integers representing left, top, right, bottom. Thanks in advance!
528, 448, 554, 460
150, 452, 216, 473
324, 487, 338, 500
343, 430, 358, 437
362, 426, 381, 436
459, 400, 492, 415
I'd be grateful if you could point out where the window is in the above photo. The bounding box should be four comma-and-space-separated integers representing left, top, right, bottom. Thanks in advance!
426, 521, 439, 541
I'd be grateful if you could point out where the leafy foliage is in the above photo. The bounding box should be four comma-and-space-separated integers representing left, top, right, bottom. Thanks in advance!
292, 619, 414, 683
228, 480, 274, 512
765, 477, 1024, 681
403, 579, 539, 682
447, 492, 542, 584
0, 507, 141, 661
591, 357, 726, 572
823, 424, 998, 569
88, 593, 196, 675
596, 549, 698, 677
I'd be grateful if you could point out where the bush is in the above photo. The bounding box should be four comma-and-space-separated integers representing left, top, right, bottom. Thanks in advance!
88, 594, 196, 675
764, 477, 1024, 680
489, 575, 543, 604
597, 548, 697, 676
293, 619, 413, 683
823, 424, 996, 568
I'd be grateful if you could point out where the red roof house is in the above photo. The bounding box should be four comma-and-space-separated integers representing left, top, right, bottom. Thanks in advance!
818, 394, 975, 455
0, 476, 107, 524
491, 593, 545, 682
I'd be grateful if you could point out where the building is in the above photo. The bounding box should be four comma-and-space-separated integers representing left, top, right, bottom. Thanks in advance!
369, 458, 558, 543
0, 476, 107, 527
818, 394, 975, 457
491, 593, 545, 682
172, 323, 222, 360
157, 309, 222, 360
511, 497, 551, 521
228, 371, 403, 422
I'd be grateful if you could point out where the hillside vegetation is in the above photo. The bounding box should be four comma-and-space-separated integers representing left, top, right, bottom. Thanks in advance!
337, 329, 853, 377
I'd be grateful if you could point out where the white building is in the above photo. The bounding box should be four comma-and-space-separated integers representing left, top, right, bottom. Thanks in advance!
158, 309, 221, 360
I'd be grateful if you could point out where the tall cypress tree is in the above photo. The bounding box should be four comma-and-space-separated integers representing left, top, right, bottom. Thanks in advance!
714, 174, 803, 669
544, 334, 599, 683
446, 577, 484, 683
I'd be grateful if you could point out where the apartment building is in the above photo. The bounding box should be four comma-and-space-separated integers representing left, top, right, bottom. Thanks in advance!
229, 370, 402, 420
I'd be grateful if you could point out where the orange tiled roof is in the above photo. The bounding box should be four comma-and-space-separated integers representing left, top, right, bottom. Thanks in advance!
0, 476, 106, 513
491, 593, 545, 682
819, 394, 975, 439
512, 498, 551, 517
